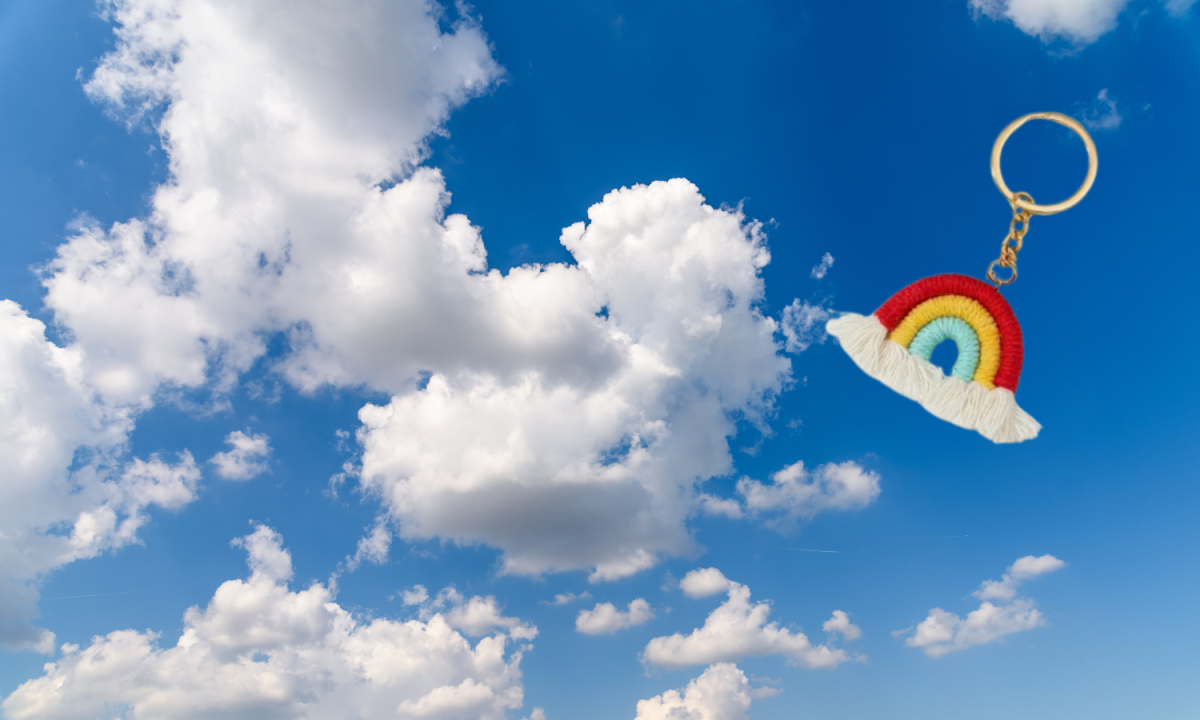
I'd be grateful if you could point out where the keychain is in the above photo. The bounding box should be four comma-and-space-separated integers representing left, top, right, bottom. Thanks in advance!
826, 112, 1097, 443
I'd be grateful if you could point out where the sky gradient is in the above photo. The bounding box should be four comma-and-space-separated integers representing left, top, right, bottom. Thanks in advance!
1, 1, 1198, 719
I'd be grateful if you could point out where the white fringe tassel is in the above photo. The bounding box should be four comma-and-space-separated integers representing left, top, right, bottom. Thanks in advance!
827, 313, 1041, 444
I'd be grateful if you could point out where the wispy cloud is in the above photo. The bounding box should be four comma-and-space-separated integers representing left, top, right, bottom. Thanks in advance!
810, 252, 835, 279
780, 299, 831, 353
546, 591, 592, 606
1082, 88, 1122, 130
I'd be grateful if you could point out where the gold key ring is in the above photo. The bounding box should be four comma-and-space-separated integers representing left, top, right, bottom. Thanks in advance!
991, 112, 1098, 216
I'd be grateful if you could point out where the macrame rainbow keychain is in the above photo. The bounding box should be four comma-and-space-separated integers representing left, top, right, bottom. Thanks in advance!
827, 112, 1097, 444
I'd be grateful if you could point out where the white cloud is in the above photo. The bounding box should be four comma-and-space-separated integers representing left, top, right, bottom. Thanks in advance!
397, 584, 537, 641
347, 516, 392, 571
975, 554, 1066, 601
33, 0, 799, 586
823, 610, 862, 641
209, 429, 272, 480
1082, 88, 1122, 130
448, 596, 539, 640
48, 0, 505, 406
402, 585, 430, 606
680, 567, 733, 599
547, 591, 591, 605
902, 554, 1065, 657
355, 180, 791, 581
780, 299, 830, 353
969, 0, 1131, 44
635, 663, 778, 720
969, 0, 1194, 44
575, 599, 654, 635
0, 298, 200, 650
736, 461, 880, 532
2, 0, 497, 652
642, 580, 857, 670
1, 526, 535, 720
698, 494, 744, 519
810, 252, 834, 279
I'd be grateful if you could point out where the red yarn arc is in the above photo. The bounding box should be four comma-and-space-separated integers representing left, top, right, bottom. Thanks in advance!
873, 274, 1024, 391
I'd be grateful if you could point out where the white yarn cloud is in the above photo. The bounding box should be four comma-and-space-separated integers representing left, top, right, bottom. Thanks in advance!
902, 554, 1066, 657
0, 526, 535, 720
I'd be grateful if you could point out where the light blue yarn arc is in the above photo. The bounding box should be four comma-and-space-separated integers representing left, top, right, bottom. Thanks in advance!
908, 316, 980, 382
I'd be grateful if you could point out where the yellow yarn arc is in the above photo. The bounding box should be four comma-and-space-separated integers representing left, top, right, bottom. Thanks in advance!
888, 295, 1002, 389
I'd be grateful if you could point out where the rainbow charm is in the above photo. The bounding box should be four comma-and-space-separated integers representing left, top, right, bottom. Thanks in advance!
826, 274, 1039, 443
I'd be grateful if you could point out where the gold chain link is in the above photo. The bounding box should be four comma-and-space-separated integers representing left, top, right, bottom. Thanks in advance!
986, 192, 1034, 287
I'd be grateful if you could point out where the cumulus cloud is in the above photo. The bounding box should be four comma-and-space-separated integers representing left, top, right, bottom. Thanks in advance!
355, 179, 793, 581
448, 596, 538, 640
680, 567, 733, 598
736, 461, 880, 532
209, 429, 272, 480
642, 578, 857, 670
822, 610, 862, 641
575, 599, 654, 635
402, 585, 430, 606
2, 0, 498, 652
902, 554, 1065, 657
0, 299, 200, 650
397, 584, 537, 641
24, 0, 824, 587
1, 526, 535, 720
634, 663, 778, 720
969, 0, 1131, 44
47, 0, 505, 407
698, 494, 744, 519
969, 0, 1194, 45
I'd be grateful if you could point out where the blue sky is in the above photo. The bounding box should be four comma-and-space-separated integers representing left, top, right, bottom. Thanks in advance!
1, 0, 1198, 718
